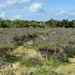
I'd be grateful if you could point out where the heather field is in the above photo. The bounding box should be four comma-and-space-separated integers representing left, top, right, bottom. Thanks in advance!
0, 28, 75, 75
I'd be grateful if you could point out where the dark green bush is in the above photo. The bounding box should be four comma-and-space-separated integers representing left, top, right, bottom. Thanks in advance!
3, 54, 17, 63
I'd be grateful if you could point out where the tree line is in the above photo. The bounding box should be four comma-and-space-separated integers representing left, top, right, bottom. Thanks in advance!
0, 18, 75, 28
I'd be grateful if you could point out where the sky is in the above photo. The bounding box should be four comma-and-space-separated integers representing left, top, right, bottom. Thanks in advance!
0, 0, 75, 21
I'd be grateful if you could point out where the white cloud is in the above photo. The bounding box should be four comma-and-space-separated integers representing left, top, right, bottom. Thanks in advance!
0, 0, 30, 8
12, 15, 22, 20
25, 3, 45, 13
0, 11, 7, 18
0, 3, 6, 8
55, 11, 67, 16
51, 10, 75, 20
54, 10, 75, 16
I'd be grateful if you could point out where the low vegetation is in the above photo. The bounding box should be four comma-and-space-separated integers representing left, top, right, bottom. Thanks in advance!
0, 28, 75, 75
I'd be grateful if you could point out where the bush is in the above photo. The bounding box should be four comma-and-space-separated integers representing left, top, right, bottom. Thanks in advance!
37, 43, 68, 62
2, 54, 17, 63
0, 44, 14, 56
13, 35, 23, 46
65, 45, 75, 58
20, 57, 42, 67
13, 33, 38, 46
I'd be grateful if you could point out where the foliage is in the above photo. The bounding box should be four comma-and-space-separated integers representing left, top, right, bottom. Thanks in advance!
65, 45, 75, 58
37, 42, 56, 51
0, 44, 15, 56
37, 43, 68, 62
35, 67, 58, 75
13, 33, 38, 46
2, 54, 17, 63
0, 18, 75, 28
43, 59, 62, 67
20, 57, 42, 67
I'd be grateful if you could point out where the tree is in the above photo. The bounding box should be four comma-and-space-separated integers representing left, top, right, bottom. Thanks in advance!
0, 19, 9, 28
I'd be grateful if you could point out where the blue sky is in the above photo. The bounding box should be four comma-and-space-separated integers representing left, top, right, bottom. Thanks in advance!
0, 0, 75, 21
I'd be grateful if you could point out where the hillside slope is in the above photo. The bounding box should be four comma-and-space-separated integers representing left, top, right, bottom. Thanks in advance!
0, 28, 75, 75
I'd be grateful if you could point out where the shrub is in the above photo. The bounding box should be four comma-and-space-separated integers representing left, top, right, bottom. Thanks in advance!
37, 43, 68, 62
13, 35, 23, 46
0, 44, 14, 56
13, 35, 21, 42
27, 32, 38, 38
69, 39, 75, 45
20, 57, 42, 67
13, 33, 38, 46
65, 45, 75, 58
2, 54, 17, 63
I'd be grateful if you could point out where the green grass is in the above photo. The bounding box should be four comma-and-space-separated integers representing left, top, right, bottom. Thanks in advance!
20, 57, 42, 67
35, 67, 59, 75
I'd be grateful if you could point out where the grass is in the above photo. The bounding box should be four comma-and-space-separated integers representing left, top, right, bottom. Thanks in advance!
37, 42, 57, 50
20, 57, 41, 67
0, 28, 75, 75
35, 67, 58, 75
0, 45, 75, 75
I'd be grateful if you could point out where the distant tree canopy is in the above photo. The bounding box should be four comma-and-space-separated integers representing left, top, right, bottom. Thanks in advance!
0, 18, 75, 28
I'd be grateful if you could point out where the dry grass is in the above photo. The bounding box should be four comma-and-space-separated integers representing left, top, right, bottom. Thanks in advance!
54, 58, 75, 75
0, 46, 75, 75
0, 28, 75, 75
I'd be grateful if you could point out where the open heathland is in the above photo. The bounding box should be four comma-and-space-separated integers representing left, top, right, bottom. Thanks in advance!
0, 28, 75, 75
